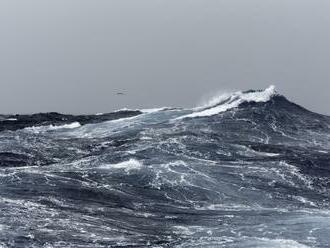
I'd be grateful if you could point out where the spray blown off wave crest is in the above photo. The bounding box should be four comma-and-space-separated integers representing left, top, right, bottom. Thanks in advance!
180, 85, 277, 119
0, 86, 330, 248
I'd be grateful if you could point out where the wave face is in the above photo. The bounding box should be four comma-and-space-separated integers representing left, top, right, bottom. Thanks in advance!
1, 87, 330, 247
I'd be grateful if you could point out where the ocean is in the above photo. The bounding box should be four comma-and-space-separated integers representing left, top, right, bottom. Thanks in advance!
0, 86, 329, 247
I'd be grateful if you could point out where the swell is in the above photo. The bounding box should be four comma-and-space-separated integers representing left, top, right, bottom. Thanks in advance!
0, 86, 330, 247
0, 110, 142, 132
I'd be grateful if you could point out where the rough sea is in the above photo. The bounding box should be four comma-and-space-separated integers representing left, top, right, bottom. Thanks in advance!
1, 86, 330, 247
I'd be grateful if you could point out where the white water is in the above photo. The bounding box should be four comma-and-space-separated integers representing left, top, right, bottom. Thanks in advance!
179, 85, 276, 119
141, 107, 169, 113
24, 122, 81, 133
99, 159, 143, 172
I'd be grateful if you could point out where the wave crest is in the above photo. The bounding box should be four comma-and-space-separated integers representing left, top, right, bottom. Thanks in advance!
180, 85, 277, 119
24, 122, 81, 133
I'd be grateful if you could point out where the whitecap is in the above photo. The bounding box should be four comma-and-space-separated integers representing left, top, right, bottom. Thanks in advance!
178, 85, 276, 119
113, 107, 137, 112
24, 122, 81, 133
292, 195, 317, 207
140, 107, 169, 113
242, 237, 311, 248
99, 159, 143, 172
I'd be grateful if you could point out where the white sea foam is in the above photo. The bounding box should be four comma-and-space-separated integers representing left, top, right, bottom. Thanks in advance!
99, 159, 143, 172
141, 107, 169, 113
194, 91, 233, 111
95, 107, 149, 115
179, 85, 276, 119
25, 122, 81, 133
5, 118, 17, 121
113, 108, 135, 112
242, 237, 311, 248
292, 195, 317, 207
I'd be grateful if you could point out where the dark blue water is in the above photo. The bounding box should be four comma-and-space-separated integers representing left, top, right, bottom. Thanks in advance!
1, 87, 329, 247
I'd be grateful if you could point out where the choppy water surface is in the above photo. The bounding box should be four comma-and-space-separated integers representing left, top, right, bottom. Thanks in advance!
1, 86, 330, 247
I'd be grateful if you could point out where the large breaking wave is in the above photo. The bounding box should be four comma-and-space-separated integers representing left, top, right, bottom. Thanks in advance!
0, 86, 330, 247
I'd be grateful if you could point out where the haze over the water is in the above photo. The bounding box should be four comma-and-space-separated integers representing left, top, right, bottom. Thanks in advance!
0, 0, 330, 114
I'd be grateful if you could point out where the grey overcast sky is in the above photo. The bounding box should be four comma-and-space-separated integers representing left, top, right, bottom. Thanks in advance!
0, 0, 329, 114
